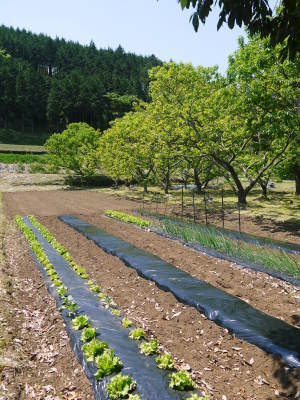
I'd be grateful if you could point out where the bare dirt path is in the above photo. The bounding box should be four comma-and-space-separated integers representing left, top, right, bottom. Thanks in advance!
0, 217, 93, 398
39, 215, 300, 400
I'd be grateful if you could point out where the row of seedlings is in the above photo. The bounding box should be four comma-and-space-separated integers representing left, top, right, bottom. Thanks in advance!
27, 215, 209, 400
104, 210, 300, 281
16, 216, 139, 399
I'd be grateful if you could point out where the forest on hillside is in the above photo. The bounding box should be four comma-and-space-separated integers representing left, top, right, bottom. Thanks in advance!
0, 25, 161, 137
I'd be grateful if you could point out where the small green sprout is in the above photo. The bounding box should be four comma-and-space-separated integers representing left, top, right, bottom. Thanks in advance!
139, 339, 159, 356
106, 374, 136, 400
90, 285, 100, 293
57, 285, 68, 297
71, 315, 90, 330
129, 328, 145, 340
169, 371, 196, 391
53, 278, 62, 287
112, 309, 121, 317
155, 353, 175, 370
81, 327, 97, 342
122, 316, 132, 328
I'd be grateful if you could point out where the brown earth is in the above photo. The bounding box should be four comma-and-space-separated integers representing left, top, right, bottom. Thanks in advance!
2, 190, 300, 399
0, 219, 93, 398
3, 190, 300, 244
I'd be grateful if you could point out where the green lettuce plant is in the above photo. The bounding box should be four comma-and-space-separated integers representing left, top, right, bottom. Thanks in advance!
155, 353, 175, 370
106, 374, 136, 400
82, 339, 108, 362
139, 339, 159, 356
122, 316, 132, 328
129, 328, 145, 340
94, 349, 123, 380
169, 371, 196, 391
72, 315, 90, 330
81, 327, 97, 342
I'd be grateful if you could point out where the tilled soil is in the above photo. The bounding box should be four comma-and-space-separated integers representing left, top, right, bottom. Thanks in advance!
39, 215, 300, 400
3, 190, 300, 399
3, 190, 300, 244
0, 220, 93, 399
78, 214, 300, 329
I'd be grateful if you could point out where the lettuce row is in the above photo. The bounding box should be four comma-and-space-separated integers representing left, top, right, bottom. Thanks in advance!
25, 216, 202, 397
105, 210, 151, 229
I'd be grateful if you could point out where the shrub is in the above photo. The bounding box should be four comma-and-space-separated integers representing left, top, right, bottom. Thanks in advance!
45, 122, 101, 177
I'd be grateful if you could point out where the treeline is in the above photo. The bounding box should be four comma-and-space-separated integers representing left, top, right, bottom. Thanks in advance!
0, 25, 161, 135
46, 35, 299, 201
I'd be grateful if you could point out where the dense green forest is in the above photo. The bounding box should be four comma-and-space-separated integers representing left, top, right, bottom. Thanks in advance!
0, 25, 161, 139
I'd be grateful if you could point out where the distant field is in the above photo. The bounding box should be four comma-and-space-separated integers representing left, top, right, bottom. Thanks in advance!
0, 144, 46, 153
0, 152, 48, 163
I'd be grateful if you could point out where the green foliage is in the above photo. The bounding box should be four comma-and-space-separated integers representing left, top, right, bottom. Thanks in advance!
128, 395, 140, 400
94, 349, 123, 380
178, 1, 299, 60
0, 153, 48, 164
139, 339, 159, 356
99, 110, 156, 188
71, 315, 90, 330
112, 309, 121, 317
61, 296, 77, 315
105, 210, 151, 228
106, 374, 137, 400
45, 122, 101, 177
90, 284, 101, 293
169, 371, 196, 391
57, 285, 68, 297
82, 339, 108, 362
155, 353, 175, 370
160, 217, 300, 278
0, 26, 161, 135
129, 328, 145, 340
122, 316, 132, 328
81, 327, 97, 342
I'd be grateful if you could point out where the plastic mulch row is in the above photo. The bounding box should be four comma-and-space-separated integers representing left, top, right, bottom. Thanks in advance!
23, 216, 186, 400
59, 214, 300, 369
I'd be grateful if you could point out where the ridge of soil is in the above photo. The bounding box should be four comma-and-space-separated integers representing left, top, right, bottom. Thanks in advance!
39, 215, 300, 400
78, 214, 300, 329
0, 220, 93, 399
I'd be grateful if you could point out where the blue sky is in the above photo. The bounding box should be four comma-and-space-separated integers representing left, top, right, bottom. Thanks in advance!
1, 0, 248, 73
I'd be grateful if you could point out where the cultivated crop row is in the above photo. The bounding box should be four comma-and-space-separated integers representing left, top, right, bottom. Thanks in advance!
16, 215, 208, 400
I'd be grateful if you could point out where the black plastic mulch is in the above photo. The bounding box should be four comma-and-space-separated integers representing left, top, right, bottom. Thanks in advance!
23, 216, 186, 400
59, 214, 300, 369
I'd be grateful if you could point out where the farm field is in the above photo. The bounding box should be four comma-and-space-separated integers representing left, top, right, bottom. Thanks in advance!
2, 189, 300, 399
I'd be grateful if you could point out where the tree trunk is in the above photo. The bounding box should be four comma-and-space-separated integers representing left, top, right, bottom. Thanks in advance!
163, 171, 170, 194
258, 178, 268, 198
143, 181, 148, 193
193, 169, 202, 193
237, 189, 247, 205
296, 167, 300, 195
